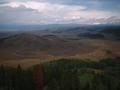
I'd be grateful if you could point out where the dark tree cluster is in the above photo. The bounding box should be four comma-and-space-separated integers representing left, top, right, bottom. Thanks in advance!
0, 57, 120, 90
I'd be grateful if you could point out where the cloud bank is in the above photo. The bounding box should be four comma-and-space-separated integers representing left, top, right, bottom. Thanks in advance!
0, 0, 120, 24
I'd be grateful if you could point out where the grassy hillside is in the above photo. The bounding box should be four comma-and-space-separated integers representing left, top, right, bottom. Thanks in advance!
0, 33, 120, 62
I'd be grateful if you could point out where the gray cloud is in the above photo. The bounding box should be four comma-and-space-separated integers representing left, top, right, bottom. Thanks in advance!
0, 0, 120, 24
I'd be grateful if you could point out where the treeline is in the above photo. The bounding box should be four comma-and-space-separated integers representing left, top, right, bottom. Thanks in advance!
0, 57, 120, 90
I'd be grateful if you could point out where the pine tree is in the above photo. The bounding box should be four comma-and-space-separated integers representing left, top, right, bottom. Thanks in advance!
33, 64, 44, 90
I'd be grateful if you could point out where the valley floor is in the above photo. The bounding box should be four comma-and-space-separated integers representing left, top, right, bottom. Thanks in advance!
0, 39, 120, 68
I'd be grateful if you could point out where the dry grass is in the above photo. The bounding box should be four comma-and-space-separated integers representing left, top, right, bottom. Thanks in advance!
0, 39, 120, 68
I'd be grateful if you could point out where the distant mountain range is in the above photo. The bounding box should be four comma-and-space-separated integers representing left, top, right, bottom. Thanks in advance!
0, 24, 120, 41
0, 24, 120, 40
77, 26, 120, 40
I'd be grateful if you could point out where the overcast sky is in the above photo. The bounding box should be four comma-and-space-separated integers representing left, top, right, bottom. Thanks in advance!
0, 0, 120, 25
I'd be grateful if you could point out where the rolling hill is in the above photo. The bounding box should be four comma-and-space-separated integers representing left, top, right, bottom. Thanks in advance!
0, 33, 90, 60
0, 25, 120, 67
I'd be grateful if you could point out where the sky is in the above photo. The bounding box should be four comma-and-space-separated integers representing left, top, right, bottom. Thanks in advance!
0, 0, 120, 25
